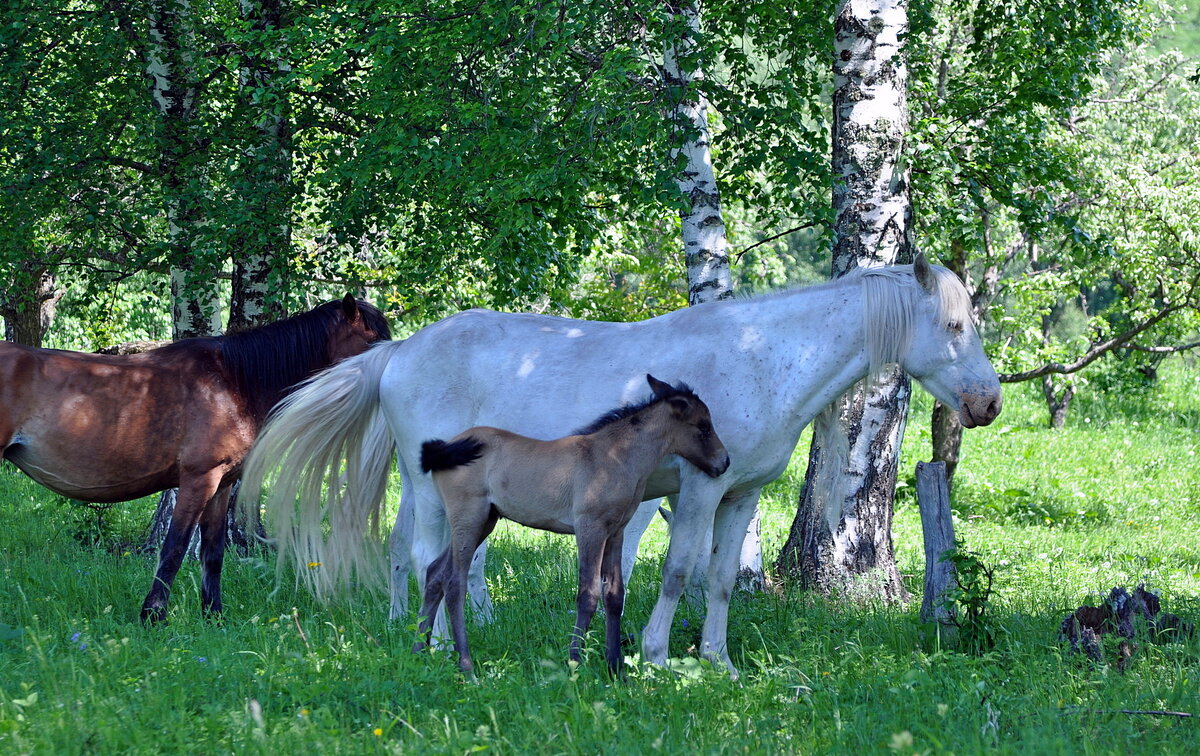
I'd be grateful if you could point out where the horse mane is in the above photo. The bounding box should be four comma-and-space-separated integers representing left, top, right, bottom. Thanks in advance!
858, 263, 972, 377
220, 299, 391, 420
573, 380, 699, 436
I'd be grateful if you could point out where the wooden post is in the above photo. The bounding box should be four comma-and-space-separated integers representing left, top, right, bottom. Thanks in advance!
916, 461, 956, 624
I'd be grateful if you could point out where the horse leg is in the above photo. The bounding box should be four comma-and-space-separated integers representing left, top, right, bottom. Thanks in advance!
601, 529, 627, 675
619, 498, 660, 587
569, 527, 607, 666
198, 482, 235, 617
445, 505, 499, 680
414, 547, 452, 650
388, 464, 415, 620
410, 488, 452, 637
641, 479, 724, 667
140, 470, 222, 623
466, 540, 493, 623
699, 489, 761, 680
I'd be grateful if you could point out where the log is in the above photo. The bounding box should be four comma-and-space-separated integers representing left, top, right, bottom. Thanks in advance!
917, 461, 956, 624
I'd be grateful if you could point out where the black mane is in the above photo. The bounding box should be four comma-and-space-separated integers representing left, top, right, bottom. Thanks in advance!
219, 299, 391, 420
573, 380, 699, 436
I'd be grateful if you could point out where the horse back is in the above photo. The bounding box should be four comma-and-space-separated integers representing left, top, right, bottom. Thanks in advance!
0, 339, 253, 502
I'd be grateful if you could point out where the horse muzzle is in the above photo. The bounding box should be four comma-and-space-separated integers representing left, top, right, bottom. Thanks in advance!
704, 454, 732, 478
959, 391, 1002, 429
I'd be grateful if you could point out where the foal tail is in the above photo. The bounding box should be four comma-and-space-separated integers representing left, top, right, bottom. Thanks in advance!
420, 437, 486, 473
240, 340, 401, 601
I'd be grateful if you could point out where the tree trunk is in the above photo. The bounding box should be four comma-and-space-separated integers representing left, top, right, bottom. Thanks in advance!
143, 0, 223, 338
664, 0, 763, 593
1, 261, 62, 347
931, 400, 962, 482
228, 0, 292, 331
1042, 374, 1075, 429
775, 0, 913, 602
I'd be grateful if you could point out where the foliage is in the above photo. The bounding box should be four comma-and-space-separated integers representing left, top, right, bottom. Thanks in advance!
938, 544, 999, 655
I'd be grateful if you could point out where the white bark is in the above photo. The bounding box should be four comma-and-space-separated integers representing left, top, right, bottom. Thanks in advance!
146, 0, 222, 339
230, 0, 292, 330
778, 0, 913, 601
664, 1, 733, 307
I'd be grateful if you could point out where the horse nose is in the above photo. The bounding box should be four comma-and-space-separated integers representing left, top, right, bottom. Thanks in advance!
718, 453, 731, 475
986, 394, 1002, 421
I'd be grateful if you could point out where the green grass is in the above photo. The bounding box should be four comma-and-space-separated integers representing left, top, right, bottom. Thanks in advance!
2, 361, 1199, 754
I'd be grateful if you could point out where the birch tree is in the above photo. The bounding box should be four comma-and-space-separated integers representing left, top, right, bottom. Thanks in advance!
775, 0, 913, 601
140, 0, 223, 338
228, 0, 292, 330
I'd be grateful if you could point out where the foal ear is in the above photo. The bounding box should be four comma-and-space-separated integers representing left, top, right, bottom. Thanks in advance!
666, 396, 691, 415
341, 293, 361, 323
914, 252, 936, 294
646, 374, 672, 397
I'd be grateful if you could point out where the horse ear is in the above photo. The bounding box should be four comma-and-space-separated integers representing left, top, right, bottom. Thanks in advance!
667, 396, 690, 415
341, 293, 361, 322
646, 374, 672, 397
914, 252, 936, 293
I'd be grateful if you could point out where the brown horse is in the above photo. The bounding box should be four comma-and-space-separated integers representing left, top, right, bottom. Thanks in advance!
415, 374, 729, 678
0, 294, 390, 622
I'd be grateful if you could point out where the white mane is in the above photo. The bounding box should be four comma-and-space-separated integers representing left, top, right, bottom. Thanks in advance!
858, 263, 972, 377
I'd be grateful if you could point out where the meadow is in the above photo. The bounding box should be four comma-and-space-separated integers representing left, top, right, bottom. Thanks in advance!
0, 361, 1197, 754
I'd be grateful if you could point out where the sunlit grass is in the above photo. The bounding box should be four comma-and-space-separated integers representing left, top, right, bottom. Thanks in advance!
1, 359, 1198, 753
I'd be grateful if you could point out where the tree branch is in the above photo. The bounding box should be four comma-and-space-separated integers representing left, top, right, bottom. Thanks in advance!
998, 303, 1189, 382
733, 222, 820, 260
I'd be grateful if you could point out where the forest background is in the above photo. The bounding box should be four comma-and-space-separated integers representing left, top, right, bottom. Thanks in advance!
2, 1, 1200, 753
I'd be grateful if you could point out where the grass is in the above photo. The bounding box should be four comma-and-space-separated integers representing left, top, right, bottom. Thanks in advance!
1, 360, 1198, 754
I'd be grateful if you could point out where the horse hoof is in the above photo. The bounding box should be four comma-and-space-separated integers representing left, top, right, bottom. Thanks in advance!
140, 605, 168, 625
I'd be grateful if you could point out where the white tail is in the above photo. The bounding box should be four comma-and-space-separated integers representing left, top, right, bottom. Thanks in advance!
240, 341, 401, 600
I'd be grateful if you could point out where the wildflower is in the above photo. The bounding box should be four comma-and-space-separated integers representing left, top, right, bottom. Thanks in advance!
307, 562, 322, 569
373, 728, 383, 737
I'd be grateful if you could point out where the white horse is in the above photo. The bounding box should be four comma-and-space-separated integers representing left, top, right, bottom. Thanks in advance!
242, 254, 1001, 678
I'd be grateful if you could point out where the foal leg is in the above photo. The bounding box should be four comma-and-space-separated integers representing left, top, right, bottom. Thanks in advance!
445, 506, 499, 679
198, 482, 235, 617
415, 548, 452, 650
601, 529, 627, 675
569, 527, 608, 666
140, 470, 223, 623
699, 489, 761, 680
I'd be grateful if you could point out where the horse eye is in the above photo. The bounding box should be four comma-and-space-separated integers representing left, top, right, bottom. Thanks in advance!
947, 319, 964, 333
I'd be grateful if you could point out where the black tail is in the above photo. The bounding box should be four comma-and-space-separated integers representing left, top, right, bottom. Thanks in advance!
420, 437, 486, 473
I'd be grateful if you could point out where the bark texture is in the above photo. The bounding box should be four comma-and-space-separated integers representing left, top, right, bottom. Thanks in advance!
144, 0, 222, 339
2, 261, 62, 347
664, 1, 733, 308
775, 0, 913, 602
229, 0, 292, 331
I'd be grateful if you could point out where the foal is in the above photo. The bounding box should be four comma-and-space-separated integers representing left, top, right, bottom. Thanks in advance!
416, 374, 730, 677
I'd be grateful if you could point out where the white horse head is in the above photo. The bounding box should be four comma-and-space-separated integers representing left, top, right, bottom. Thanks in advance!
861, 252, 1002, 428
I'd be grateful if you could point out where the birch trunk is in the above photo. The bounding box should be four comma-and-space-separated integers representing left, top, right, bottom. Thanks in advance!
775, 0, 913, 602
145, 0, 222, 339
663, 0, 762, 592
229, 0, 292, 331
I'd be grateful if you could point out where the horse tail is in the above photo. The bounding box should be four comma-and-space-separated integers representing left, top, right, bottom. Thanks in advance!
420, 437, 486, 473
240, 340, 401, 601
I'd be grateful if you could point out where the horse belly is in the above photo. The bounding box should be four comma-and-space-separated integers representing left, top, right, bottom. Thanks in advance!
4, 441, 176, 503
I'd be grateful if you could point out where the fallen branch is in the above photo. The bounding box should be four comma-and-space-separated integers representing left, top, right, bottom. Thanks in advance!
1060, 706, 1192, 719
